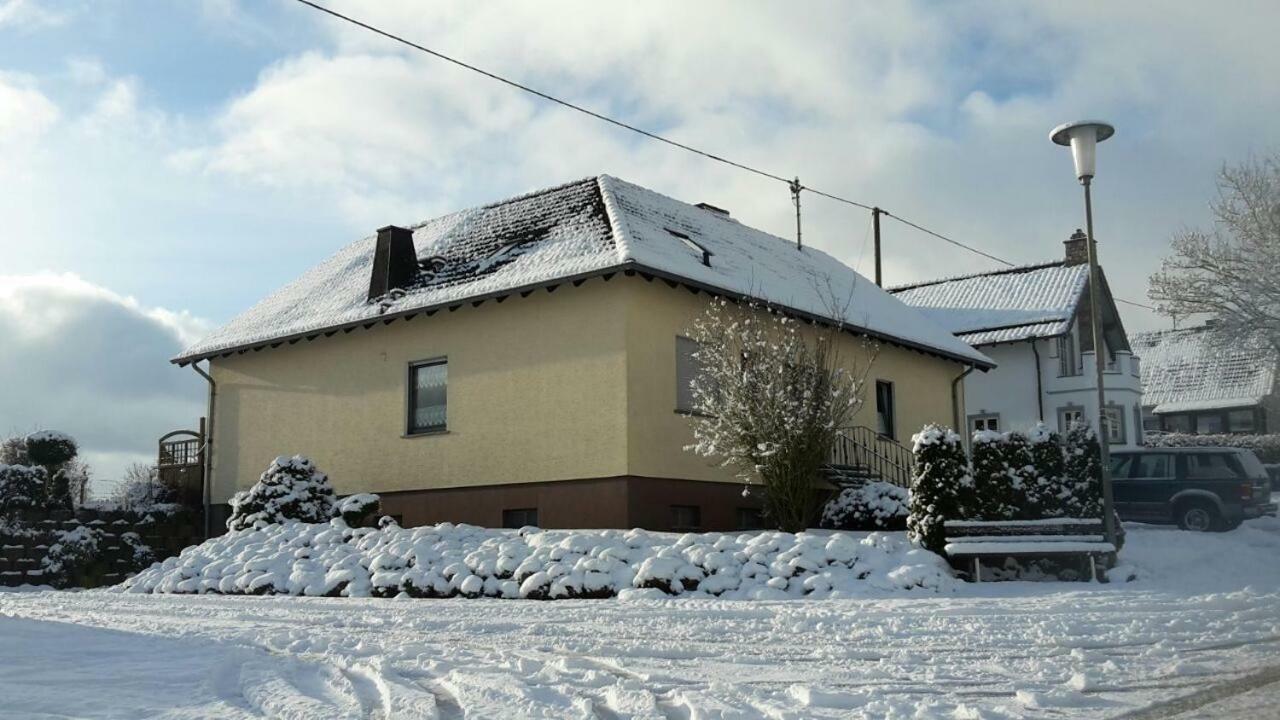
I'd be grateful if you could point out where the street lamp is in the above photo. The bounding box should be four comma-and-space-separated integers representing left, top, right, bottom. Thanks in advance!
1050, 120, 1118, 548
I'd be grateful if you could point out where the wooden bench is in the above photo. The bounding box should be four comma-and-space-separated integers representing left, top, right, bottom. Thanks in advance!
942, 518, 1116, 582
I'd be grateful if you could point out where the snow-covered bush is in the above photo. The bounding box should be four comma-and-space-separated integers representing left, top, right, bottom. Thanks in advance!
971, 430, 1018, 520
226, 455, 337, 531
0, 464, 46, 515
119, 522, 958, 599
334, 493, 380, 526
821, 482, 909, 530
683, 296, 865, 532
25, 430, 77, 469
1063, 422, 1103, 519
119, 531, 156, 573
1146, 432, 1280, 463
1001, 431, 1038, 519
41, 524, 103, 589
1027, 424, 1068, 517
907, 425, 969, 554
46, 468, 75, 512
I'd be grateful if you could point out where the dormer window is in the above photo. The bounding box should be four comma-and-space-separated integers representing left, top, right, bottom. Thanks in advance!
666, 228, 712, 267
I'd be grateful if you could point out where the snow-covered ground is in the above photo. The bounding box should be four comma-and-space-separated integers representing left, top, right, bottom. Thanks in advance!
2, 521, 1279, 719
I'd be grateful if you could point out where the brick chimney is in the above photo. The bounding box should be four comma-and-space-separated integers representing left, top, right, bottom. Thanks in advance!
367, 225, 418, 301
1063, 228, 1093, 266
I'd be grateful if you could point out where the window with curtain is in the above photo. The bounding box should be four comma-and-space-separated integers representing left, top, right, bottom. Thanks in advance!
675, 336, 704, 413
1103, 406, 1125, 444
875, 380, 895, 439
1228, 409, 1256, 433
1057, 334, 1078, 376
408, 359, 448, 434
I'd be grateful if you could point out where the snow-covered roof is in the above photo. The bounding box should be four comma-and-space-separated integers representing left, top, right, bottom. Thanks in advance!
1131, 325, 1278, 414
890, 263, 1090, 346
177, 176, 992, 367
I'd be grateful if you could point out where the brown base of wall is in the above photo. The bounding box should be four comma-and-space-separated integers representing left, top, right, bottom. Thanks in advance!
207, 477, 767, 536
373, 476, 763, 532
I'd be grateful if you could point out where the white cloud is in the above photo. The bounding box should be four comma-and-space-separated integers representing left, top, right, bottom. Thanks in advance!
0, 274, 208, 491
187, 2, 1280, 328
0, 0, 69, 30
0, 71, 58, 142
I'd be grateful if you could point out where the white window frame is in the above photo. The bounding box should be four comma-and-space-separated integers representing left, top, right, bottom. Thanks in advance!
1058, 406, 1085, 434
969, 413, 1000, 433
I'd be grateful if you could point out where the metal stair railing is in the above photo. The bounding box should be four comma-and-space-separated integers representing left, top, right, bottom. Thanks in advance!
828, 426, 914, 488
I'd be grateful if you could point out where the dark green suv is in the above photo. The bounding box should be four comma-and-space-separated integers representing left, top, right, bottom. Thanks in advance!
1108, 448, 1277, 531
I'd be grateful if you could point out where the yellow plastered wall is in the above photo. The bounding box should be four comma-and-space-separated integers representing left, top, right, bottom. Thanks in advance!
208, 279, 631, 503
621, 279, 967, 482
208, 275, 969, 501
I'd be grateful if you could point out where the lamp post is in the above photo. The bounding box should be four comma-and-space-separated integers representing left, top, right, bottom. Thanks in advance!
1050, 120, 1118, 547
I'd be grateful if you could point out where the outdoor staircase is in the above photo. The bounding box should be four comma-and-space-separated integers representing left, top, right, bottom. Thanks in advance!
822, 426, 913, 488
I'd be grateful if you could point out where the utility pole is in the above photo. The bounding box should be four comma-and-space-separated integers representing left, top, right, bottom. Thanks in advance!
872, 207, 884, 286
790, 177, 803, 250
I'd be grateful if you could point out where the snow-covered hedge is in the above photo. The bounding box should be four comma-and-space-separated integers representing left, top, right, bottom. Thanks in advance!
820, 482, 908, 531
1145, 432, 1280, 463
120, 522, 958, 599
41, 525, 104, 589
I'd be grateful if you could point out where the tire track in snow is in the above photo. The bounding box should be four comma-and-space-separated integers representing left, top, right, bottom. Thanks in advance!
1117, 663, 1280, 719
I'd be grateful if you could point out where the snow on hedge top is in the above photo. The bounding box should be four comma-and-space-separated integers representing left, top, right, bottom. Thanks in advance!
119, 521, 958, 599
891, 262, 1089, 346
1131, 324, 1277, 413
176, 176, 991, 367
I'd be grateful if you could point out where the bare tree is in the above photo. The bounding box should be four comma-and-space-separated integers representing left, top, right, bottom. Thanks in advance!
683, 296, 870, 532
1149, 154, 1280, 349
0, 435, 29, 465
114, 462, 169, 511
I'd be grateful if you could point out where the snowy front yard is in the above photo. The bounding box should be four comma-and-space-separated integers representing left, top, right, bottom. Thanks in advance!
2, 522, 1279, 719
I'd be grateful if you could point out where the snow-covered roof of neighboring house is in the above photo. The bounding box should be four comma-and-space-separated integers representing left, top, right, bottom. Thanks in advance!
1131, 325, 1278, 414
177, 176, 992, 368
889, 263, 1090, 346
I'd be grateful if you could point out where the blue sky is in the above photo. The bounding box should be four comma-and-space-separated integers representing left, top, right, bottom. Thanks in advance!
3, 0, 1280, 488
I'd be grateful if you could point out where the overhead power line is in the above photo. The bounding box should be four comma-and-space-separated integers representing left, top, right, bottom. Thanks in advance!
293, 0, 1157, 312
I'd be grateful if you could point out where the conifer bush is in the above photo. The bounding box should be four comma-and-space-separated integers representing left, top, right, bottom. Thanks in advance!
1027, 423, 1068, 517
46, 468, 75, 513
0, 464, 46, 515
1000, 431, 1039, 519
907, 425, 969, 554
25, 431, 77, 470
226, 455, 337, 531
335, 493, 381, 526
971, 431, 1018, 520
1063, 422, 1104, 519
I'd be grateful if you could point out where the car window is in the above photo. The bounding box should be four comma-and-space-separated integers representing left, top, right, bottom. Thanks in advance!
1109, 454, 1135, 480
1133, 453, 1172, 478
1184, 453, 1241, 480
1235, 451, 1268, 479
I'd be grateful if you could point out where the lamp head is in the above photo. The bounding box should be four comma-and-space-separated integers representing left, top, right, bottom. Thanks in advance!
1050, 120, 1115, 181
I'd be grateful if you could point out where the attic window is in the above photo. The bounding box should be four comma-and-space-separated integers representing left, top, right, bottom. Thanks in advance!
666, 228, 712, 267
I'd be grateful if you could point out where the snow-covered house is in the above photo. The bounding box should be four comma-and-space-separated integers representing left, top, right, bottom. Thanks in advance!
892, 230, 1143, 448
175, 176, 992, 532
1130, 323, 1279, 434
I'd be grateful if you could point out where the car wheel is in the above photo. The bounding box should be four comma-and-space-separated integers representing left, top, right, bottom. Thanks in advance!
1175, 501, 1220, 532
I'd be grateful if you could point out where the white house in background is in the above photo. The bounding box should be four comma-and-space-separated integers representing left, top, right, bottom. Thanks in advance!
892, 230, 1144, 448
1131, 323, 1280, 435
